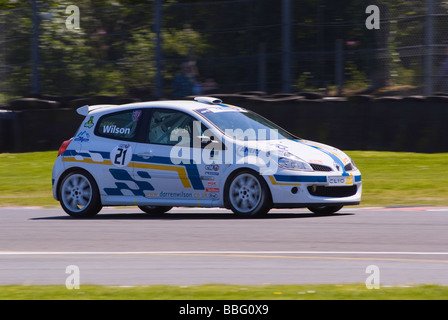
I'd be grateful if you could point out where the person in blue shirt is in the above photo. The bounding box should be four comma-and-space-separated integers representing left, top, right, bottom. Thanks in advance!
437, 45, 448, 92
172, 62, 196, 98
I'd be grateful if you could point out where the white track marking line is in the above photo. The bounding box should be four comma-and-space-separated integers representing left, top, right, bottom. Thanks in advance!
1, 251, 448, 255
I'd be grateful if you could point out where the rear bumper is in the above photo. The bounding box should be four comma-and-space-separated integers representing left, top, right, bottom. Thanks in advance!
51, 156, 65, 201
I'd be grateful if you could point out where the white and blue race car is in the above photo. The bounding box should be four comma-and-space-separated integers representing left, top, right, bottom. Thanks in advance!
52, 97, 361, 218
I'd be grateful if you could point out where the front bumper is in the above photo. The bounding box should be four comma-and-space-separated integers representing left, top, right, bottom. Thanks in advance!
266, 172, 362, 207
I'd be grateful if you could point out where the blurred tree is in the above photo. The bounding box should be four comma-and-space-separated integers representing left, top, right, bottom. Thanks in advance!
0, 0, 441, 99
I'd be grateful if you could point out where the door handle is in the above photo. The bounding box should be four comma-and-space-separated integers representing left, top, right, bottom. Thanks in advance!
137, 152, 153, 159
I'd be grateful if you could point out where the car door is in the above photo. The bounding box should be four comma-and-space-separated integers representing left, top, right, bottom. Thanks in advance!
91, 109, 143, 203
132, 108, 215, 206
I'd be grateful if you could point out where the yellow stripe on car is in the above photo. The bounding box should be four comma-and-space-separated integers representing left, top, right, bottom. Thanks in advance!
62, 157, 192, 189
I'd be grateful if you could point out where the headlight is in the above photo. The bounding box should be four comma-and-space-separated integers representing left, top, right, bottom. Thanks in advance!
277, 155, 313, 171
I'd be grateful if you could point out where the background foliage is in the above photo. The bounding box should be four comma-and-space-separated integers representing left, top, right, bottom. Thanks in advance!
1, 0, 447, 101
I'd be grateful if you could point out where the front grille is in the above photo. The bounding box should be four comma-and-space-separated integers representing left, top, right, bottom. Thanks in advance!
307, 185, 358, 198
310, 163, 332, 171
344, 163, 353, 171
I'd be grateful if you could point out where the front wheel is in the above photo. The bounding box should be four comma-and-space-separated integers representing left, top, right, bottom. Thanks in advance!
225, 170, 271, 217
58, 170, 102, 218
307, 205, 343, 215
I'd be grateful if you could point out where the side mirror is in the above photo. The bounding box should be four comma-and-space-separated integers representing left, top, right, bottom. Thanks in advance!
197, 135, 218, 145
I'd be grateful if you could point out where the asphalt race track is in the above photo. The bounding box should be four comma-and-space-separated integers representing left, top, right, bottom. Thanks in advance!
1, 206, 448, 287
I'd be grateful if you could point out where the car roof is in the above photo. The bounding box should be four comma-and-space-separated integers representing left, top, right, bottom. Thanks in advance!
77, 97, 227, 116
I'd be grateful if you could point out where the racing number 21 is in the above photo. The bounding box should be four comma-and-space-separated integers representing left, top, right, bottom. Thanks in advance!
114, 147, 128, 166
111, 145, 132, 167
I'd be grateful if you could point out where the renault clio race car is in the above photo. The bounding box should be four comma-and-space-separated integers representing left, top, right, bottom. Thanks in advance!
52, 97, 361, 218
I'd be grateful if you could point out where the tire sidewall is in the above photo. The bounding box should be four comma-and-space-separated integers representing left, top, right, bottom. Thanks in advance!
138, 206, 173, 215
307, 205, 343, 215
225, 169, 271, 217
58, 170, 102, 218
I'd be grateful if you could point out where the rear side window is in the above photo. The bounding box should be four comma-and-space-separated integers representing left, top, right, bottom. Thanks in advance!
95, 109, 142, 140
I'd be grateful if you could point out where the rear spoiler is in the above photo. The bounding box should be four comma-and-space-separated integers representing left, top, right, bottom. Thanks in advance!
76, 104, 116, 116
76, 105, 90, 116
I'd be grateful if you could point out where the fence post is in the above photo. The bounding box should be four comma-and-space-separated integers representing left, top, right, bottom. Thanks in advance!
424, 0, 434, 96
154, 0, 163, 99
281, 0, 292, 93
258, 43, 267, 92
30, 0, 41, 95
335, 39, 344, 96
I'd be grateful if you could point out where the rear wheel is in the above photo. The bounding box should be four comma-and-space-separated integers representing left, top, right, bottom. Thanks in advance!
138, 206, 173, 215
59, 170, 102, 218
307, 205, 343, 215
226, 170, 271, 217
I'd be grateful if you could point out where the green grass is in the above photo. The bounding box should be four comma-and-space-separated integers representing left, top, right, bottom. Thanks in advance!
0, 150, 447, 207
1, 284, 448, 300
346, 151, 448, 207
0, 151, 58, 207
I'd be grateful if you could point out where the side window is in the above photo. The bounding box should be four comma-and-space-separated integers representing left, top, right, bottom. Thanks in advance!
96, 109, 142, 140
148, 109, 197, 146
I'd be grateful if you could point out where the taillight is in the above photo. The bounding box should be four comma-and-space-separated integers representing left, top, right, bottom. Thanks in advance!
57, 138, 72, 157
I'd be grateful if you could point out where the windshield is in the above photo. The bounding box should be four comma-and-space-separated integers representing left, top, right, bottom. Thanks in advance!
196, 108, 298, 141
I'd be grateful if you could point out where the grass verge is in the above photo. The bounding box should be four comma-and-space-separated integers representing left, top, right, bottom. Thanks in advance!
0, 151, 447, 207
1, 284, 448, 300
347, 151, 448, 207
0, 151, 57, 207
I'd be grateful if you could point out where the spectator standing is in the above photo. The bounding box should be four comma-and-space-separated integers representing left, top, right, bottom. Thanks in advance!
437, 45, 448, 92
172, 62, 196, 98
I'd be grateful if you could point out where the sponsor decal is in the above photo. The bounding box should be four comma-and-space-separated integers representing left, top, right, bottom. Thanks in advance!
103, 125, 131, 135
144, 191, 158, 198
238, 146, 260, 156
110, 144, 133, 167
207, 181, 217, 186
83, 116, 95, 128
132, 110, 142, 122
73, 130, 90, 142
206, 187, 219, 193
328, 176, 353, 186
150, 191, 209, 199
159, 191, 193, 198
205, 164, 219, 171
208, 192, 219, 199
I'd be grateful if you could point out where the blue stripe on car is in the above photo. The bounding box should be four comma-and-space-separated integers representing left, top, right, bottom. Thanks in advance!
273, 175, 328, 183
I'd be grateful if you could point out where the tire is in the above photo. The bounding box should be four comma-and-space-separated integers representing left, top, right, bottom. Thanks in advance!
307, 205, 343, 215
138, 206, 173, 215
225, 170, 271, 217
58, 170, 102, 218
